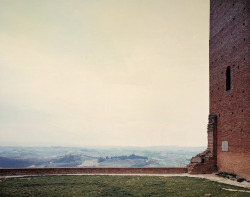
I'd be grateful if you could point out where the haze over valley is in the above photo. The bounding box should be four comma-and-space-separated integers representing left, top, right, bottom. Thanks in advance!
0, 146, 205, 168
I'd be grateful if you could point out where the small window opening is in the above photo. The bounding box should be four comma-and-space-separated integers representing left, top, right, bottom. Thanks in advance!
226, 66, 231, 91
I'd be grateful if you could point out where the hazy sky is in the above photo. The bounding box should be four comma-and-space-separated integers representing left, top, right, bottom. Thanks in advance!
0, 0, 209, 147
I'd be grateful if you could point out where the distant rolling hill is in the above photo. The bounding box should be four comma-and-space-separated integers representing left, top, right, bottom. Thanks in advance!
0, 156, 33, 168
0, 146, 205, 168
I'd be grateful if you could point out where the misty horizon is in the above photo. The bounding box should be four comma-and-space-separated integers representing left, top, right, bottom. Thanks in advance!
0, 0, 209, 147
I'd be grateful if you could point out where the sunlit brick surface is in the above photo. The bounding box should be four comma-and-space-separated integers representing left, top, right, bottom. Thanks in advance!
209, 0, 250, 180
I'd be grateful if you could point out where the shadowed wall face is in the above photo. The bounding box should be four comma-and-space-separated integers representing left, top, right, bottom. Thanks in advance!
209, 0, 250, 179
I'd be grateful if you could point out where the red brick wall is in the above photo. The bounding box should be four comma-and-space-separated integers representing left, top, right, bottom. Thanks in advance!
209, 0, 250, 180
0, 167, 187, 176
207, 115, 217, 158
187, 115, 217, 174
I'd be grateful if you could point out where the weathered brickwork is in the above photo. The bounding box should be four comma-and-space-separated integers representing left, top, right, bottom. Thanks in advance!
188, 115, 217, 174
209, 0, 250, 180
0, 167, 187, 176
189, 0, 249, 180
1, 0, 248, 180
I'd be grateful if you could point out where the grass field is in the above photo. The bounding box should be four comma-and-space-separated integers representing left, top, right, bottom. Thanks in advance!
0, 175, 249, 197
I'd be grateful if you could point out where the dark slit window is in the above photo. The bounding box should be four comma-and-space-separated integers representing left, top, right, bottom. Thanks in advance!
226, 66, 231, 91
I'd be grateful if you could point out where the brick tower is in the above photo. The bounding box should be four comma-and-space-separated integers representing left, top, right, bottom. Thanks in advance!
188, 0, 250, 180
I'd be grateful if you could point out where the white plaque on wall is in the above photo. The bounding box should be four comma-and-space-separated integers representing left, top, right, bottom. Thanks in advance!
222, 141, 228, 152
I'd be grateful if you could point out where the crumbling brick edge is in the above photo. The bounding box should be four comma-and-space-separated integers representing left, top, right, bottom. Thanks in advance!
187, 115, 217, 174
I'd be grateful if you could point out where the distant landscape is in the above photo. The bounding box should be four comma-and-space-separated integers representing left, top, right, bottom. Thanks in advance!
0, 146, 205, 168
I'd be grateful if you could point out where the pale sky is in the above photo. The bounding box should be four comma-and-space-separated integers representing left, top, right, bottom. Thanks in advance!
0, 0, 209, 147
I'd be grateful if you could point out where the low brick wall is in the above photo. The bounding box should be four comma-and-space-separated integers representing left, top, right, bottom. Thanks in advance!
0, 167, 187, 176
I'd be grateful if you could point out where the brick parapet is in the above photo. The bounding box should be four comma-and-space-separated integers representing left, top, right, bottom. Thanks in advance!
0, 167, 188, 177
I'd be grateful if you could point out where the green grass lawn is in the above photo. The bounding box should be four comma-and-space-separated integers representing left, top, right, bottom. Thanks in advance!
0, 175, 249, 197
